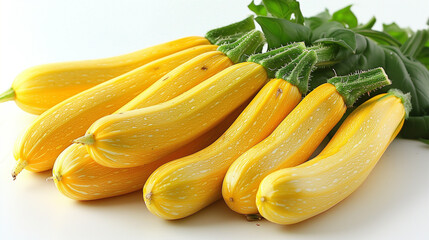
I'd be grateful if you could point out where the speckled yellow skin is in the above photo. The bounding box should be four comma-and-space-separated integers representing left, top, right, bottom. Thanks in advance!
13, 45, 216, 176
10, 37, 209, 115
223, 83, 346, 214
84, 62, 268, 168
143, 79, 301, 220
117, 51, 232, 112
256, 93, 405, 225
52, 106, 241, 200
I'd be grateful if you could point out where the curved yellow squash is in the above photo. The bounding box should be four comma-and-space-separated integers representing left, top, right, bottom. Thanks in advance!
52, 106, 242, 200
12, 45, 216, 179
117, 51, 233, 111
256, 92, 407, 225
222, 83, 346, 214
1, 37, 209, 115
79, 62, 268, 168
143, 79, 301, 220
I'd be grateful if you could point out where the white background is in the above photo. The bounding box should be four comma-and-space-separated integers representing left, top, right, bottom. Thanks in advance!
1, 0, 428, 239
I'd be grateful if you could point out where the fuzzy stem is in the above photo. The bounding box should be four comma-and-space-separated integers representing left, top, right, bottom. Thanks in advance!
205, 16, 255, 45
0, 88, 15, 103
387, 89, 412, 118
12, 159, 28, 180
74, 134, 95, 145
275, 50, 317, 94
328, 67, 391, 107
248, 42, 306, 78
308, 44, 339, 67
217, 30, 266, 64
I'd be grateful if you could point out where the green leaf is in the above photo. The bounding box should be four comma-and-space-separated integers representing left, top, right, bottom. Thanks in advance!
383, 22, 413, 44
331, 5, 358, 28
248, 0, 267, 16
418, 138, 429, 145
255, 16, 311, 49
311, 22, 357, 52
401, 29, 429, 58
304, 9, 331, 30
354, 29, 402, 47
417, 47, 429, 70
356, 16, 377, 30
262, 0, 304, 24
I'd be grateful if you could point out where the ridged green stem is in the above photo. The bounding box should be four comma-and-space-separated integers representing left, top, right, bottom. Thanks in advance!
308, 44, 339, 67
0, 88, 15, 103
247, 42, 306, 78
205, 16, 255, 45
217, 30, 266, 64
327, 67, 391, 107
386, 89, 412, 118
275, 50, 317, 94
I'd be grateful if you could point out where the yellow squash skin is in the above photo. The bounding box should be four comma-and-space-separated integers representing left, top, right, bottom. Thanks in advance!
12, 45, 217, 178
143, 79, 301, 220
4, 37, 209, 115
256, 93, 406, 225
222, 83, 346, 214
81, 62, 268, 168
52, 106, 242, 200
116, 51, 233, 112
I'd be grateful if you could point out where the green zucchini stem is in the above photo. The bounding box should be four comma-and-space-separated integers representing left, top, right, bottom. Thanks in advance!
205, 16, 255, 45
248, 42, 306, 78
217, 30, 266, 64
275, 50, 318, 95
328, 67, 392, 107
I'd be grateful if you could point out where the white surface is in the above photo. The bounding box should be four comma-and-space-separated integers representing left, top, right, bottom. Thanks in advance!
1, 0, 429, 239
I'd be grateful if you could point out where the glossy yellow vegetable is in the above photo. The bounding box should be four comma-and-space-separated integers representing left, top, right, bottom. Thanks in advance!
77, 62, 268, 168
12, 44, 217, 179
117, 50, 233, 111
53, 105, 242, 200
223, 68, 392, 214
256, 89, 410, 225
0, 37, 210, 115
143, 78, 302, 220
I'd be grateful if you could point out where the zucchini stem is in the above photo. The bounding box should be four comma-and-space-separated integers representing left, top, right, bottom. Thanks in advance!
276, 50, 318, 94
308, 44, 339, 67
205, 16, 255, 45
217, 30, 266, 64
248, 42, 306, 78
328, 67, 392, 107
0, 88, 15, 103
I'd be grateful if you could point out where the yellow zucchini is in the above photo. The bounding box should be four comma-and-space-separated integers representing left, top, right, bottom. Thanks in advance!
143, 78, 301, 219
116, 50, 233, 111
222, 68, 392, 214
256, 89, 410, 224
0, 37, 209, 115
75, 39, 309, 169
1, 16, 256, 115
77, 62, 268, 168
53, 105, 242, 200
12, 44, 217, 179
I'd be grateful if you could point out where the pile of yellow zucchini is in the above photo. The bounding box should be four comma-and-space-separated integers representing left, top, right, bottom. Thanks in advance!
1, 16, 411, 225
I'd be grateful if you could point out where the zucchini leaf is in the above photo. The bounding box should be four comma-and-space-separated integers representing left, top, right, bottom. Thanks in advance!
311, 22, 357, 52
249, 0, 429, 139
255, 16, 311, 49
331, 5, 358, 29
248, 0, 304, 23
383, 23, 413, 44
248, 0, 267, 16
